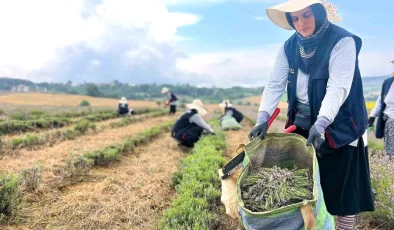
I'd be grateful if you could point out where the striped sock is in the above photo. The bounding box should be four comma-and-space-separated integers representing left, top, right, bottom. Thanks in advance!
337, 215, 355, 230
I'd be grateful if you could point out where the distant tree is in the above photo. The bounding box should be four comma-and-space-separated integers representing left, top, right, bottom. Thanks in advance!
85, 84, 101, 97
80, 100, 90, 107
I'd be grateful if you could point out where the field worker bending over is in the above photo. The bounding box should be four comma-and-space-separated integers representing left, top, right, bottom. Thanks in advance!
171, 99, 215, 148
116, 97, 133, 116
219, 99, 244, 123
161, 87, 178, 115
248, 0, 374, 229
368, 69, 394, 159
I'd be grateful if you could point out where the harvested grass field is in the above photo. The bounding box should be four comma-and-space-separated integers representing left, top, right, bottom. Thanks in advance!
0, 115, 175, 175
12, 132, 184, 230
0, 93, 157, 108
0, 93, 392, 229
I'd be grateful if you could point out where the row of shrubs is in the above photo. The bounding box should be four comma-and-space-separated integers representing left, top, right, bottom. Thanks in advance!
109, 110, 167, 128
84, 120, 175, 165
160, 120, 227, 230
0, 108, 161, 136
8, 119, 97, 149
0, 119, 175, 225
6, 110, 167, 150
0, 117, 72, 135
9, 109, 112, 121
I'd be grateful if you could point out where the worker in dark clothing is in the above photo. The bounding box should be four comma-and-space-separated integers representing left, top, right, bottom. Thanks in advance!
219, 100, 244, 123
161, 87, 178, 115
171, 99, 215, 148
116, 97, 133, 115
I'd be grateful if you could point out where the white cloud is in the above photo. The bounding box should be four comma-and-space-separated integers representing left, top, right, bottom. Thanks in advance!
254, 16, 268, 21
91, 60, 102, 67
174, 43, 394, 87
0, 0, 200, 82
163, 0, 228, 5
176, 44, 281, 87
163, 0, 279, 5
359, 52, 394, 77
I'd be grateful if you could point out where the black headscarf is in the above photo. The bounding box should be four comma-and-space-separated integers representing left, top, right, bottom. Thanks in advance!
285, 4, 331, 74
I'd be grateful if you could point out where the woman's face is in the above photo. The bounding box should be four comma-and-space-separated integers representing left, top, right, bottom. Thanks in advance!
290, 7, 316, 37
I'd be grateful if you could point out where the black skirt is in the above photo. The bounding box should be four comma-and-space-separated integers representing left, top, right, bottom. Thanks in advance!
170, 105, 177, 114
294, 128, 375, 216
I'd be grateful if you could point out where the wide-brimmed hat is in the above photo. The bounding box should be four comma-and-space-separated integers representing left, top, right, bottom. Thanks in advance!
218, 99, 233, 108
119, 97, 127, 104
266, 0, 342, 30
186, 99, 207, 116
161, 87, 169, 94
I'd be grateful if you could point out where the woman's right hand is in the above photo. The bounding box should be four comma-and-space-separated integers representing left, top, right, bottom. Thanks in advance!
248, 122, 268, 141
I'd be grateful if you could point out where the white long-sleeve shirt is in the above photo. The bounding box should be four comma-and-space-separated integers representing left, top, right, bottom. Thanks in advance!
370, 82, 394, 119
189, 113, 214, 134
167, 92, 178, 106
259, 37, 367, 147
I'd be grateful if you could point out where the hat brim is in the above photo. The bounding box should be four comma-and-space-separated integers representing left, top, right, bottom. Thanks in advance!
218, 103, 233, 108
266, 0, 342, 30
161, 89, 169, 94
186, 104, 207, 116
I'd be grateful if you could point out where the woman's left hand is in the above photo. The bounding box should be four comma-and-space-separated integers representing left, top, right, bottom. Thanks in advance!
306, 117, 330, 152
306, 125, 325, 151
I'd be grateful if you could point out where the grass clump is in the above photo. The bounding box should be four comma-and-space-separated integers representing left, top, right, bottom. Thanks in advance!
73, 119, 95, 134
80, 100, 90, 107
20, 166, 42, 192
363, 154, 394, 229
0, 173, 21, 224
160, 120, 226, 230
84, 148, 120, 166
241, 166, 312, 212
66, 154, 94, 178
84, 120, 175, 166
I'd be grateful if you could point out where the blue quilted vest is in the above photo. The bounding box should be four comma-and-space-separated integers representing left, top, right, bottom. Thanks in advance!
376, 77, 394, 139
284, 24, 368, 154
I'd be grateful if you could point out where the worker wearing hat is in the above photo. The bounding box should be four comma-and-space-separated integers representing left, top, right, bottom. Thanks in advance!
116, 97, 133, 115
219, 99, 244, 123
368, 61, 394, 160
161, 87, 179, 115
171, 99, 215, 148
248, 0, 374, 228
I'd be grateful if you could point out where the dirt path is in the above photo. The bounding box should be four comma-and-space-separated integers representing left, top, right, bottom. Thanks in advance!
12, 131, 184, 230
0, 115, 175, 177
218, 118, 254, 230
224, 119, 253, 159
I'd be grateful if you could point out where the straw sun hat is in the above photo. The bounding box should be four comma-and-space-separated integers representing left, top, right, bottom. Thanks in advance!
218, 100, 233, 108
186, 99, 207, 116
119, 97, 127, 104
161, 87, 169, 94
266, 0, 342, 30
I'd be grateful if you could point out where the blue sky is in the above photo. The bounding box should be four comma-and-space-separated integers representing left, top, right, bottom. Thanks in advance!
170, 0, 394, 54
0, 0, 393, 87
